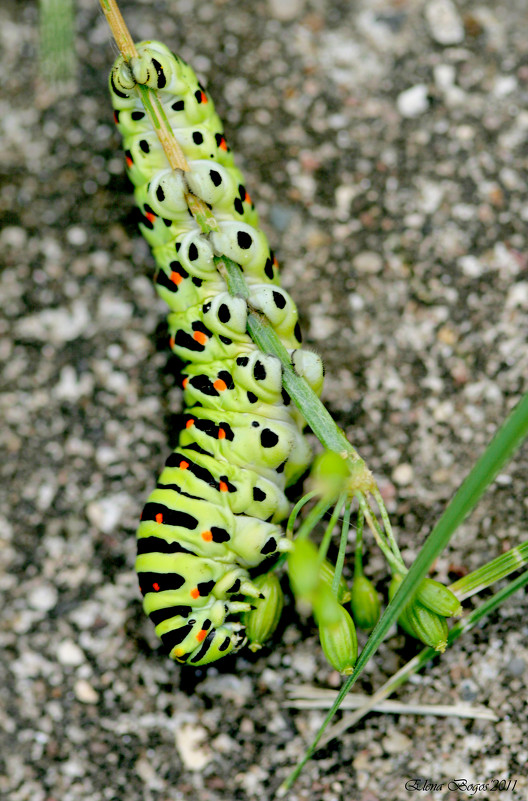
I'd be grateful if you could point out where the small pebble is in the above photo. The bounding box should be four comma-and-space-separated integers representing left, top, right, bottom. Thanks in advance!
66, 226, 88, 246
174, 723, 211, 770
425, 0, 465, 45
268, 0, 304, 22
57, 640, 85, 667
392, 463, 414, 486
27, 584, 58, 612
507, 657, 526, 677
382, 731, 413, 754
74, 680, 99, 704
397, 84, 429, 118
354, 251, 383, 274
86, 493, 132, 534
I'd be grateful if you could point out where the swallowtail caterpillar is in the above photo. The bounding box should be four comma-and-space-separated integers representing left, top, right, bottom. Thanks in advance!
109, 40, 328, 666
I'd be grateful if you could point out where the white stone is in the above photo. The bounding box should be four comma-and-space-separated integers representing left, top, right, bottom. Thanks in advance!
57, 639, 85, 666
425, 0, 464, 45
506, 281, 528, 308
268, 0, 304, 21
392, 463, 414, 486
66, 226, 88, 246
493, 75, 517, 98
54, 365, 94, 401
174, 722, 211, 770
97, 294, 133, 326
434, 63, 456, 91
382, 730, 413, 753
15, 301, 90, 343
74, 679, 99, 704
458, 255, 483, 277
397, 84, 429, 118
354, 251, 383, 274
86, 493, 132, 534
27, 584, 58, 612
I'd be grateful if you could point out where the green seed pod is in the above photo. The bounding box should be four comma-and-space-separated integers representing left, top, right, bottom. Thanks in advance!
406, 600, 449, 652
313, 581, 343, 627
318, 605, 358, 675
311, 450, 350, 497
415, 577, 461, 617
243, 572, 284, 652
389, 573, 449, 650
397, 601, 419, 639
288, 538, 320, 599
319, 560, 352, 604
350, 575, 381, 630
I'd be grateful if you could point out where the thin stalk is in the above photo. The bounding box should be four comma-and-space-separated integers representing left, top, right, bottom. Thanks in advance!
357, 494, 404, 573
353, 505, 365, 577
286, 491, 318, 538
317, 494, 347, 564
332, 502, 352, 597
372, 485, 400, 560
295, 498, 335, 542
101, 0, 382, 503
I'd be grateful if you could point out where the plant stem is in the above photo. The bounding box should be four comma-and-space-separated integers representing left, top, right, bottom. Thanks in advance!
353, 506, 365, 578
317, 494, 347, 564
332, 502, 352, 596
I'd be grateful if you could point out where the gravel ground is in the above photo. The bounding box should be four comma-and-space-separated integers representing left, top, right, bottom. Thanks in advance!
1, 1, 528, 799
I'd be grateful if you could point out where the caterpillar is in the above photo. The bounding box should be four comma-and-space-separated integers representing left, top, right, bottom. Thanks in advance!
109, 41, 324, 666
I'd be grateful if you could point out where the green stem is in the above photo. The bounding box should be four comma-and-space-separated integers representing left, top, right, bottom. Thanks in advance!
286, 490, 318, 538
317, 494, 347, 564
353, 506, 365, 578
332, 502, 352, 596
357, 494, 404, 574
295, 497, 335, 542
372, 485, 400, 561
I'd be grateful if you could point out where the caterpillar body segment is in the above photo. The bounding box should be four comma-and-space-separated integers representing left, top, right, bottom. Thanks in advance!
109, 42, 323, 665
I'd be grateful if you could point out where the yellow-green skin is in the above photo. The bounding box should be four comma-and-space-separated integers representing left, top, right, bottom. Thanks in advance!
109, 42, 324, 665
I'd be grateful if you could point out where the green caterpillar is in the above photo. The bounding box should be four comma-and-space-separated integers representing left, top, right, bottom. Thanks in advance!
109, 41, 324, 665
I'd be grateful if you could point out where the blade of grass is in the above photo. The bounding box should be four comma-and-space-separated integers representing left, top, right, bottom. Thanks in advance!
39, 0, 76, 89
285, 686, 498, 721
278, 390, 528, 794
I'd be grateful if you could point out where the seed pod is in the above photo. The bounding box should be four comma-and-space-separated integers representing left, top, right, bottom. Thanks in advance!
243, 572, 284, 652
388, 573, 448, 650
313, 581, 343, 627
350, 575, 381, 630
318, 605, 358, 675
287, 538, 320, 599
415, 577, 461, 617
311, 450, 350, 497
319, 559, 351, 604
406, 600, 449, 652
